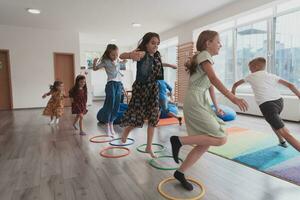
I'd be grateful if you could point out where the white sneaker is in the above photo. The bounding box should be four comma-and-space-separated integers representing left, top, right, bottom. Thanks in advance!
55, 118, 60, 124
49, 119, 55, 125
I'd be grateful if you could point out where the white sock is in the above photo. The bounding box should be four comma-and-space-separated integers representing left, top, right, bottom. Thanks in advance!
106, 124, 112, 135
55, 118, 60, 124
109, 123, 116, 135
49, 118, 55, 124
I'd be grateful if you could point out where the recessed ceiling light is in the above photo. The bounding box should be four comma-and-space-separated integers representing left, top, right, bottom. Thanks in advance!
26, 8, 41, 14
132, 23, 141, 28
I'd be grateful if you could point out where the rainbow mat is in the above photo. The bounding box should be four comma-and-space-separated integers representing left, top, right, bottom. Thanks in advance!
209, 126, 300, 186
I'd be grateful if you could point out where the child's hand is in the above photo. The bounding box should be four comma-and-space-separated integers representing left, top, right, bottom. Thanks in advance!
130, 51, 145, 61
93, 58, 99, 65
215, 107, 225, 116
232, 97, 248, 112
184, 56, 192, 67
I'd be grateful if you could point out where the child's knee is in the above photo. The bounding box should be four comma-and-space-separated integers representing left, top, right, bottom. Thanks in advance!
216, 137, 227, 146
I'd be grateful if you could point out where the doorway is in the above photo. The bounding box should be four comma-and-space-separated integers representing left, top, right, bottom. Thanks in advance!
53, 53, 75, 107
0, 50, 13, 110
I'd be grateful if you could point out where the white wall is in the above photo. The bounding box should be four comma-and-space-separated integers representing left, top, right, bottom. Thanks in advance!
79, 43, 135, 99
0, 25, 80, 109
216, 93, 300, 122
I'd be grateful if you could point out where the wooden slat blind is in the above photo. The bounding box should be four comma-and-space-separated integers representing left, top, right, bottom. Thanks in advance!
175, 42, 194, 106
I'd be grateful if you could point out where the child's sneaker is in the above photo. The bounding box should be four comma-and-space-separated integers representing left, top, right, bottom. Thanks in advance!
73, 124, 78, 130
49, 119, 55, 125
55, 118, 60, 124
279, 141, 288, 148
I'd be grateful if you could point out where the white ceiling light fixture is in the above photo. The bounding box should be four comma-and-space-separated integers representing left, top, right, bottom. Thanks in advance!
26, 8, 41, 14
132, 23, 141, 28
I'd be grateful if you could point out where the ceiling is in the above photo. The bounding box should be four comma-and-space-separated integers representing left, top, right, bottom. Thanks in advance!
0, 0, 239, 46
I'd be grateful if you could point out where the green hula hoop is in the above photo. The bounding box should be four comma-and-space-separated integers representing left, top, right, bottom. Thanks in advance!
149, 155, 183, 170
136, 143, 166, 153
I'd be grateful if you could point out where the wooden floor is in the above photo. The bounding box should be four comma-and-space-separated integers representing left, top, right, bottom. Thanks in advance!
1, 102, 300, 200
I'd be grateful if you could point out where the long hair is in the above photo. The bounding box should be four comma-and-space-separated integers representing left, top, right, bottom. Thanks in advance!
49, 80, 63, 93
137, 32, 161, 58
101, 44, 118, 61
185, 30, 219, 76
69, 75, 87, 98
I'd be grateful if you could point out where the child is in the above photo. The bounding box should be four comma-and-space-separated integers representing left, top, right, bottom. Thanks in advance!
157, 80, 182, 125
69, 75, 88, 135
170, 30, 248, 191
232, 57, 300, 150
120, 32, 176, 158
42, 81, 67, 125
93, 44, 126, 136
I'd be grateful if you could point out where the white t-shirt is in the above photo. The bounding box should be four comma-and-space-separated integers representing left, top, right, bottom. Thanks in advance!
244, 71, 281, 105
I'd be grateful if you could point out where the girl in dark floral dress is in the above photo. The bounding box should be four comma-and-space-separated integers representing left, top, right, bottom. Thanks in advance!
120, 32, 175, 158
69, 75, 88, 135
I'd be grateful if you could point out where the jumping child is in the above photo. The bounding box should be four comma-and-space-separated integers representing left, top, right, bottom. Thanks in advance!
170, 30, 248, 190
232, 57, 300, 150
42, 81, 67, 125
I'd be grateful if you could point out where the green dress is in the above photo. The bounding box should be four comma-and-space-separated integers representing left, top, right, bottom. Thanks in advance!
183, 50, 226, 137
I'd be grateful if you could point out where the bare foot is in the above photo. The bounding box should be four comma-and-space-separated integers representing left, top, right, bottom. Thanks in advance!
121, 132, 129, 143
145, 148, 157, 158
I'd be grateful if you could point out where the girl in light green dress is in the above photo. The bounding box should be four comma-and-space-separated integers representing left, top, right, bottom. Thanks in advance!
170, 30, 248, 191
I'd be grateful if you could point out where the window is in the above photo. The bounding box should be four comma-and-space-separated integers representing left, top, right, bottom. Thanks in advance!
159, 38, 178, 90
275, 10, 300, 93
192, 0, 300, 96
236, 8, 273, 25
214, 30, 234, 87
236, 21, 268, 80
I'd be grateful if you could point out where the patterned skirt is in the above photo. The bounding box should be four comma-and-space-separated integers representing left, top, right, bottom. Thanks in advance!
43, 98, 64, 117
121, 80, 159, 127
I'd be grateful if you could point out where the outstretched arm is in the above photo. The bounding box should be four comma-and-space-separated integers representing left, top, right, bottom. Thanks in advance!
42, 91, 51, 99
202, 61, 248, 112
162, 63, 177, 69
120, 50, 145, 61
231, 79, 246, 95
93, 58, 103, 71
278, 79, 300, 99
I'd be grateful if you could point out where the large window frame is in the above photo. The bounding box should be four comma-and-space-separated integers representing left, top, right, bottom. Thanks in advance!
193, 0, 300, 96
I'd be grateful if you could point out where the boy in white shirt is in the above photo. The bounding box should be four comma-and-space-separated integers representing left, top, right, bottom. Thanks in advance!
232, 57, 300, 151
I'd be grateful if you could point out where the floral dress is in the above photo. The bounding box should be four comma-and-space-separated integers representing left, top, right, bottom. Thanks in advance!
43, 91, 65, 117
71, 89, 87, 115
121, 53, 163, 127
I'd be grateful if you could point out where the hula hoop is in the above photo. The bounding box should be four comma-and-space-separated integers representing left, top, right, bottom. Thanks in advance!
109, 138, 135, 146
89, 135, 113, 143
149, 156, 183, 170
99, 146, 130, 158
157, 177, 205, 200
136, 143, 166, 153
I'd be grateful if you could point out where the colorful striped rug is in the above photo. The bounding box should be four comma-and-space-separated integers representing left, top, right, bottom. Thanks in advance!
209, 127, 300, 186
